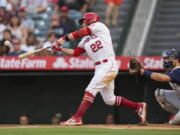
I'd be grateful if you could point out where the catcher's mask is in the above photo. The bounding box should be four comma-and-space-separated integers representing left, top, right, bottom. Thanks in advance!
79, 12, 100, 25
162, 49, 180, 69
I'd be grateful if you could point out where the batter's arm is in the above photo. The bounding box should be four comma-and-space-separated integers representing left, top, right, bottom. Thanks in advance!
61, 48, 74, 56
54, 27, 91, 48
141, 69, 171, 82
60, 47, 85, 56
62, 27, 92, 41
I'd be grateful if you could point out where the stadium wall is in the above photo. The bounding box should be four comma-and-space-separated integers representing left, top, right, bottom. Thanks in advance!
0, 73, 170, 124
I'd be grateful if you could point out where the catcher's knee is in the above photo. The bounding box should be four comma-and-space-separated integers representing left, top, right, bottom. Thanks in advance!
155, 88, 165, 98
155, 89, 168, 107
103, 95, 116, 106
155, 89, 178, 114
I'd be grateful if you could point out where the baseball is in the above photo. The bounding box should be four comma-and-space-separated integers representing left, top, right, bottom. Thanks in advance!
4, 40, 11, 46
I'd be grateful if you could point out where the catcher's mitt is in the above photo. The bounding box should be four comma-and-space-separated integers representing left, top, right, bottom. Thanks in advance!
129, 56, 143, 75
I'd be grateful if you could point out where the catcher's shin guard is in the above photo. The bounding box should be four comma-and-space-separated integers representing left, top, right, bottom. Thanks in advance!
155, 89, 178, 114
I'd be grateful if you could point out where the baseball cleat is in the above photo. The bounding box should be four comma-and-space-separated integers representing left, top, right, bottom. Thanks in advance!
60, 116, 82, 126
136, 102, 147, 125
169, 111, 180, 125
168, 114, 175, 122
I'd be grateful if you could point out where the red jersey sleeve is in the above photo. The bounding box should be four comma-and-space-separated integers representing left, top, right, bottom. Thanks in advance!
71, 27, 92, 40
73, 47, 86, 56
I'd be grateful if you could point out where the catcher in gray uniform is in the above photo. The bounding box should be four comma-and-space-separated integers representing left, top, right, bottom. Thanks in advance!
129, 49, 180, 125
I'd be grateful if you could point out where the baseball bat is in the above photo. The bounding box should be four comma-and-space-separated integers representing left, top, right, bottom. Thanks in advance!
18, 46, 51, 59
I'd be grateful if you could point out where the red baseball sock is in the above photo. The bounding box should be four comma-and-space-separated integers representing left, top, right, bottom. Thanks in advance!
74, 92, 94, 118
114, 96, 139, 110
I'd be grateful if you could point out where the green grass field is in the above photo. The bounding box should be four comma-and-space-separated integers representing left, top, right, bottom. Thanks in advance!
0, 127, 179, 135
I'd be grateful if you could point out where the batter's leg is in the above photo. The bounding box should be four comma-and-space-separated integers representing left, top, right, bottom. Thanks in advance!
100, 80, 147, 124
60, 66, 111, 126
60, 91, 95, 126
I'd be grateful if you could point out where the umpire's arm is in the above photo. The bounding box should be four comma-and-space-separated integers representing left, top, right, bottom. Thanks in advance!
140, 69, 171, 82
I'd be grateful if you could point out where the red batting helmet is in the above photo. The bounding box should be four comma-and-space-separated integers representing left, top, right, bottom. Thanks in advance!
79, 12, 100, 25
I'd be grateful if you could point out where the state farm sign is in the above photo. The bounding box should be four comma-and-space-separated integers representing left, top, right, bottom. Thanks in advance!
53, 57, 94, 69
143, 57, 163, 69
0, 56, 164, 70
0, 57, 47, 70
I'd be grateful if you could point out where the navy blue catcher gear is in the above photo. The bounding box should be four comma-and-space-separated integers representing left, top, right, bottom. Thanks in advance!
162, 49, 180, 69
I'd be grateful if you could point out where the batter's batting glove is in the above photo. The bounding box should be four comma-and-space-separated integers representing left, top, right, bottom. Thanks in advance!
51, 41, 62, 52
57, 36, 66, 46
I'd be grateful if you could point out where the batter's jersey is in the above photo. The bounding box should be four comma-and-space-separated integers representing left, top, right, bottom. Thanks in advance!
78, 22, 115, 62
168, 66, 180, 95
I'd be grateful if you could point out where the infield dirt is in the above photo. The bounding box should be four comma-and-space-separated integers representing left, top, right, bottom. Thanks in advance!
0, 124, 179, 130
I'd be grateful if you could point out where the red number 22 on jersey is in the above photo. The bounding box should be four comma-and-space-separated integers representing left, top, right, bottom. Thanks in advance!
90, 40, 103, 53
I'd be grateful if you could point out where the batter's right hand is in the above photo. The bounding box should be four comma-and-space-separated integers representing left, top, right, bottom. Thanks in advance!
57, 37, 65, 46
51, 41, 62, 52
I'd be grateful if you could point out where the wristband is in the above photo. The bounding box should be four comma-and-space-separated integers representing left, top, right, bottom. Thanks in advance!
64, 34, 70, 41
143, 70, 152, 79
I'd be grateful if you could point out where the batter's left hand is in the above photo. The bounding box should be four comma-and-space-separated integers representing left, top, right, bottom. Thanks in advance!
51, 41, 62, 52
57, 37, 65, 47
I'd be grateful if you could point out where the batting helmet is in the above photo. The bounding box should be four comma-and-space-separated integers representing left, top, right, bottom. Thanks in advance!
79, 12, 100, 25
162, 49, 180, 69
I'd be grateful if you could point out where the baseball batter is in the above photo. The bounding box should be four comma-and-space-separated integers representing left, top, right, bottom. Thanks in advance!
51, 12, 147, 126
140, 49, 180, 125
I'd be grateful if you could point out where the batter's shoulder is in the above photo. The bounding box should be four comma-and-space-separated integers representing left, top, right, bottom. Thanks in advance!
88, 22, 109, 34
79, 35, 91, 44
92, 22, 107, 27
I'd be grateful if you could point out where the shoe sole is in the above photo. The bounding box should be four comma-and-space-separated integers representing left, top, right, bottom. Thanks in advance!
60, 122, 82, 126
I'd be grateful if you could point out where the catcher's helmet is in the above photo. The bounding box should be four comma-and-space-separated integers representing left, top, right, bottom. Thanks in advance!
162, 49, 180, 68
79, 12, 100, 25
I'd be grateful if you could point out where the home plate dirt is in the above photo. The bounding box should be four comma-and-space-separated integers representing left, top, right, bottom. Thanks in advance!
84, 124, 180, 130
0, 124, 179, 130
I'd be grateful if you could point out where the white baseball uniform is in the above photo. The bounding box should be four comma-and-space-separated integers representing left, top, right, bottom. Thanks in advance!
78, 22, 119, 105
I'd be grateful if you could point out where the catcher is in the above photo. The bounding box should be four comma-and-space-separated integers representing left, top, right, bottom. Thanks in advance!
129, 49, 180, 125
51, 12, 147, 126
